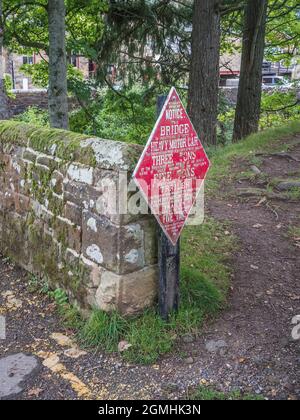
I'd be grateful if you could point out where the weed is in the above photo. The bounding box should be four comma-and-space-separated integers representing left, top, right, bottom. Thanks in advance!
189, 385, 264, 401
287, 187, 300, 201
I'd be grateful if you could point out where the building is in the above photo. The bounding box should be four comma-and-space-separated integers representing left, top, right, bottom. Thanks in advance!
3, 49, 94, 90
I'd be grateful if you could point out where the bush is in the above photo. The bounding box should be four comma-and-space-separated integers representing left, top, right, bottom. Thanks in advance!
260, 87, 300, 129
70, 86, 157, 144
14, 106, 49, 127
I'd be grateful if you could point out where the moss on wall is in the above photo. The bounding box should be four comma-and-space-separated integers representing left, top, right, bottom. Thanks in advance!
0, 120, 142, 170
0, 121, 96, 166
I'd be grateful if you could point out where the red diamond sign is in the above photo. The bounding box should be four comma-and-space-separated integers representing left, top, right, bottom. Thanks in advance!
133, 87, 210, 245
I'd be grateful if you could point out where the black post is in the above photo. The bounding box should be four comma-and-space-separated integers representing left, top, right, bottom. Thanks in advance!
157, 95, 180, 321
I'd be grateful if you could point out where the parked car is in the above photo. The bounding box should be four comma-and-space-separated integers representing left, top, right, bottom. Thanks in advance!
262, 75, 291, 89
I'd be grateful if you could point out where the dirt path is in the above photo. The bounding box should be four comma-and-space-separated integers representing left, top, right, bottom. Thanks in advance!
0, 138, 299, 400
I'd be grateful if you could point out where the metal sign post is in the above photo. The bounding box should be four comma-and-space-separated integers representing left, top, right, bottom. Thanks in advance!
133, 88, 210, 322
157, 95, 180, 320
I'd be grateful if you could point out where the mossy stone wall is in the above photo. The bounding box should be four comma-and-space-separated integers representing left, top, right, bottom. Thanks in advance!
0, 121, 158, 316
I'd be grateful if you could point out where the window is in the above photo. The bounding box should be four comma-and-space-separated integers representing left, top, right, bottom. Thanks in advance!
70, 55, 77, 67
89, 60, 95, 73
263, 78, 272, 84
23, 56, 33, 65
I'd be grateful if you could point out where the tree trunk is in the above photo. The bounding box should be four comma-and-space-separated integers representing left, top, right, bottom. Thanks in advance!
48, 0, 69, 129
0, 0, 9, 120
233, 0, 268, 142
188, 0, 221, 146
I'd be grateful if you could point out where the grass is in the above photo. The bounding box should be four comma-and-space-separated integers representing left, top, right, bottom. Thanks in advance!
287, 187, 300, 201
189, 385, 264, 401
288, 226, 300, 241
206, 120, 300, 195
78, 217, 236, 364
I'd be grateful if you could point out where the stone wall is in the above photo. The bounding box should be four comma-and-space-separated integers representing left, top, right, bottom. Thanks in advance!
0, 121, 158, 316
8, 90, 78, 117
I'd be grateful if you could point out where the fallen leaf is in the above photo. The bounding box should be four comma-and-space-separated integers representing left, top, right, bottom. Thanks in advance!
28, 388, 43, 398
253, 224, 263, 229
118, 341, 132, 352
42, 354, 60, 369
1, 291, 22, 310
51, 333, 73, 347
64, 347, 87, 359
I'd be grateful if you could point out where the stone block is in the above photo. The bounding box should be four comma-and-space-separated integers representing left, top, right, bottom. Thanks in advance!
67, 163, 94, 185
63, 180, 100, 209
13, 193, 31, 216
52, 216, 82, 254
82, 211, 118, 270
95, 265, 158, 315
22, 149, 37, 163
119, 223, 145, 274
50, 170, 64, 195
64, 201, 82, 226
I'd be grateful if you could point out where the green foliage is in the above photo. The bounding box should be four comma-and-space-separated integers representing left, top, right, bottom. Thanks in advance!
20, 62, 49, 88
221, 0, 300, 67
20, 60, 91, 99
80, 311, 129, 353
260, 88, 300, 129
190, 385, 264, 401
14, 107, 50, 127
265, 0, 300, 65
216, 89, 300, 148
70, 86, 157, 144
4, 74, 15, 99
218, 91, 236, 145
287, 187, 300, 201
49, 288, 69, 306
288, 226, 300, 248
48, 288, 83, 329
207, 120, 300, 195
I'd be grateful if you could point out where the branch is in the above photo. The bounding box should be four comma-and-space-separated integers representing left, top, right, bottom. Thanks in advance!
262, 100, 300, 113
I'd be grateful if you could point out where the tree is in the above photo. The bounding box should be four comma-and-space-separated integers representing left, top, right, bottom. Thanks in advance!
48, 0, 69, 129
233, 0, 268, 141
188, 0, 221, 146
0, 0, 9, 119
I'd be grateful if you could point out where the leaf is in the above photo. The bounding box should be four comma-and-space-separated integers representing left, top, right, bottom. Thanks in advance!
50, 332, 73, 347
28, 387, 44, 398
118, 341, 132, 352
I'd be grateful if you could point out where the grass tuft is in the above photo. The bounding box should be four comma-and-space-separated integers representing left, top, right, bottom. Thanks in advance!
78, 217, 236, 364
206, 121, 300, 195
287, 187, 300, 201
190, 385, 264, 401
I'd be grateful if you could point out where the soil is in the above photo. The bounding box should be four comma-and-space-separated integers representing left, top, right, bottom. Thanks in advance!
0, 137, 299, 400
